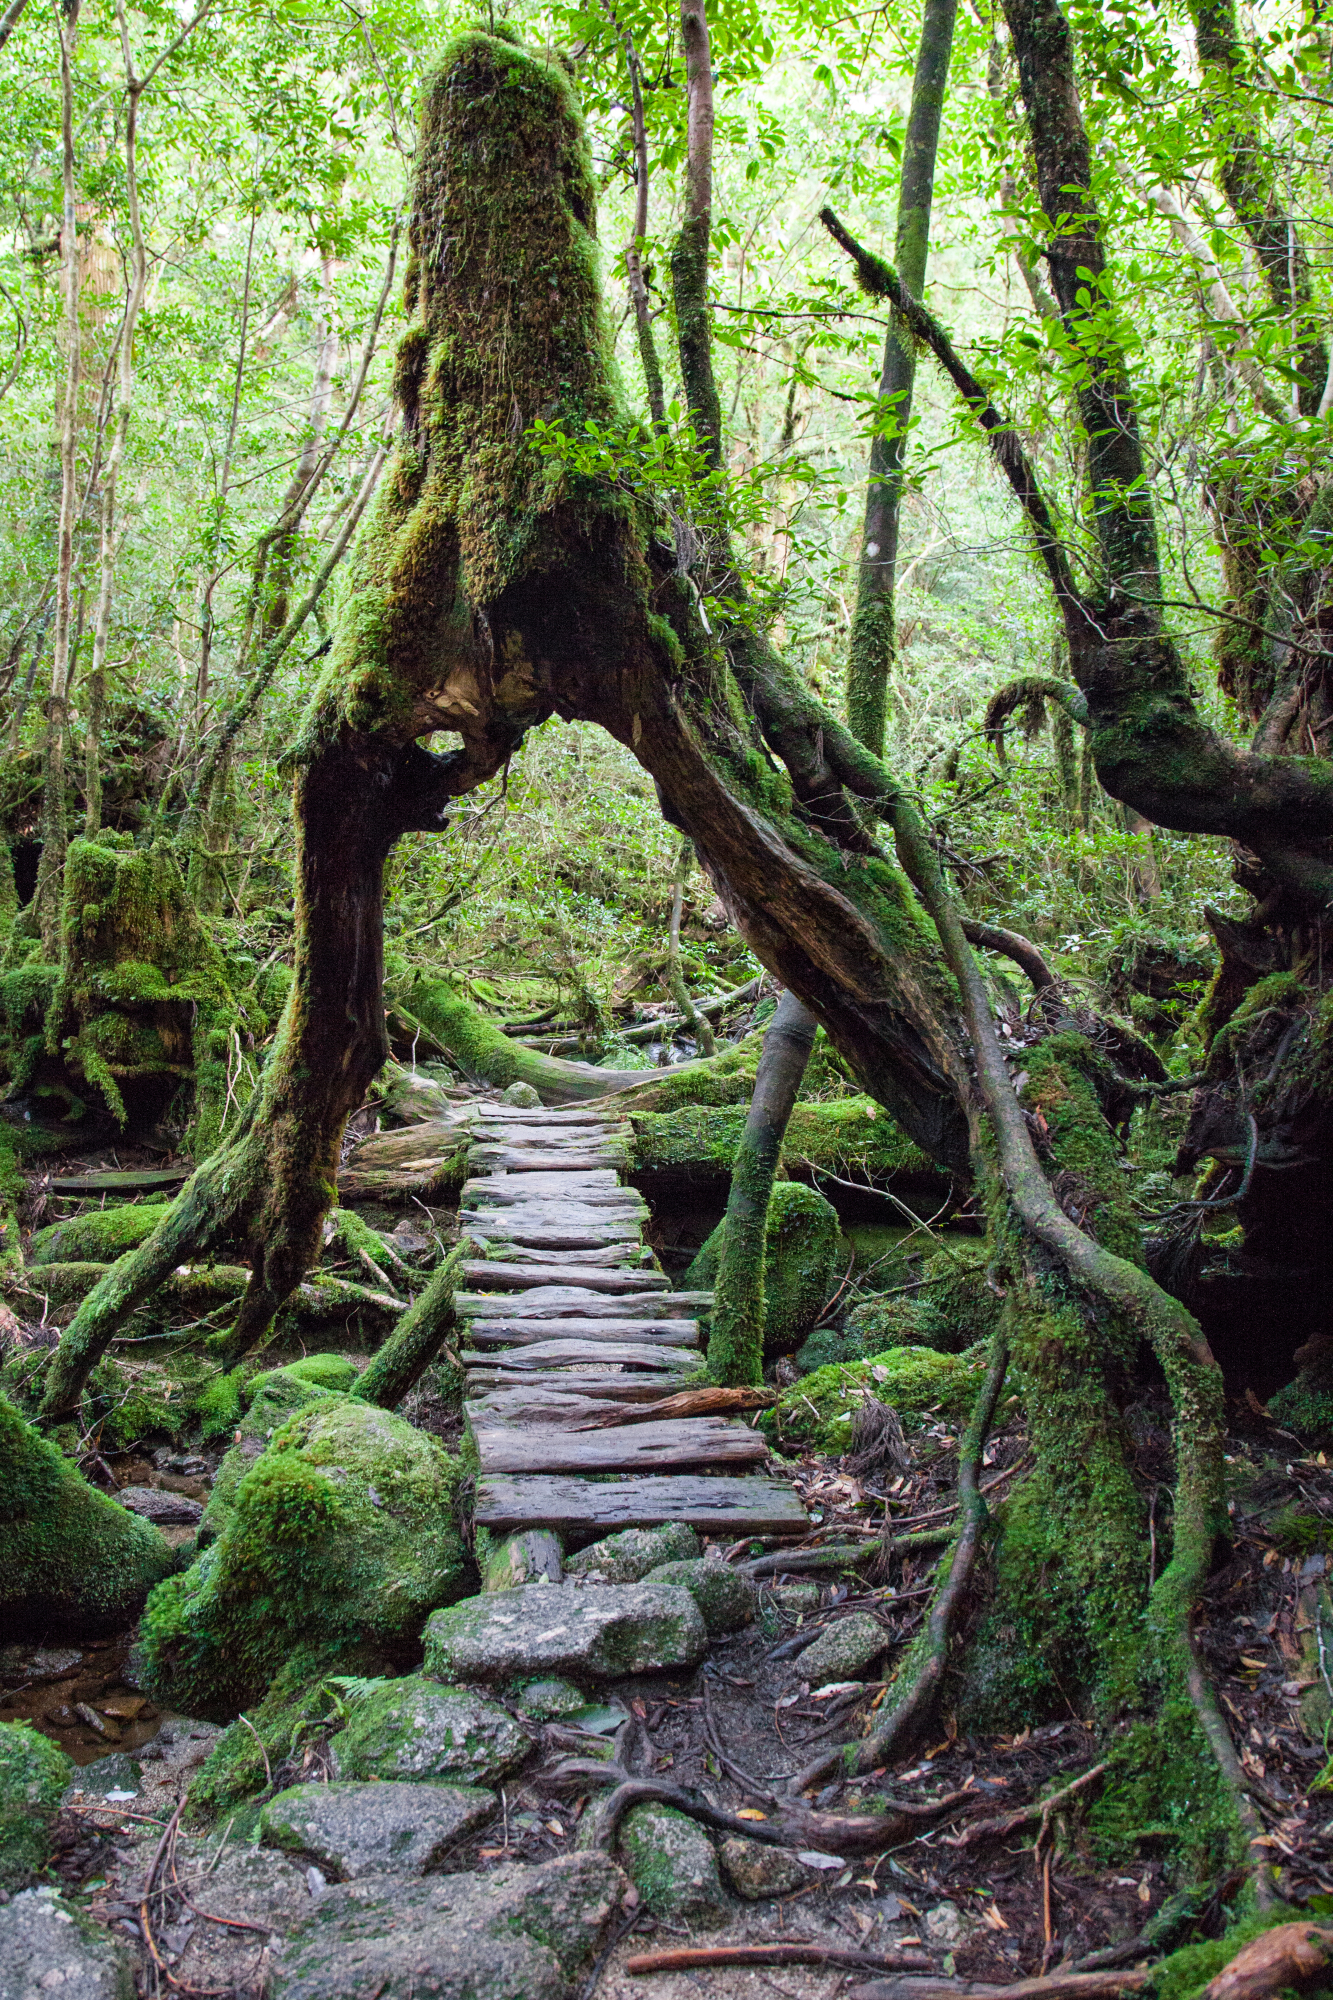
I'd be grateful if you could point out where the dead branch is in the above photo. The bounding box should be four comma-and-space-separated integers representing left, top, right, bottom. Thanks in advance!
846, 1972, 1151, 2000
626, 1944, 938, 1976
943, 1762, 1107, 1848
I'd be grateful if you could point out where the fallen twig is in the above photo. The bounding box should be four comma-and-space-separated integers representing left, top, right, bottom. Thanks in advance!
845, 1972, 1152, 2000
943, 1762, 1106, 1848
626, 1944, 937, 1976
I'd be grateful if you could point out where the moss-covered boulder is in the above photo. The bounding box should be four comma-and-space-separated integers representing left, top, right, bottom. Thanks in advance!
246, 1354, 361, 1402
198, 1371, 343, 1545
260, 1778, 496, 1880
686, 1182, 839, 1357
141, 1399, 473, 1721
616, 1802, 728, 1925
0, 1722, 73, 1890
1270, 1340, 1333, 1443
331, 1674, 531, 1786
644, 1558, 756, 1636
564, 1522, 700, 1584
759, 1342, 990, 1455
0, 1391, 175, 1636
631, 1096, 946, 1196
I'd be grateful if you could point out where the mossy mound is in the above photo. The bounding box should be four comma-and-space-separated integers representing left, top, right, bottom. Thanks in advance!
141, 1397, 473, 1721
29, 1201, 171, 1269
686, 1182, 839, 1356
246, 1354, 361, 1402
184, 1652, 366, 1826
198, 1371, 341, 1543
84, 1355, 185, 1452
0, 1722, 74, 1890
0, 1391, 175, 1636
632, 1096, 942, 1189
840, 1255, 998, 1361
758, 1343, 990, 1456
1269, 1346, 1333, 1443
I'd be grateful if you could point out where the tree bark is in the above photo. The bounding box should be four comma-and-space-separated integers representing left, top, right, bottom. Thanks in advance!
846, 0, 957, 756
35, 0, 84, 956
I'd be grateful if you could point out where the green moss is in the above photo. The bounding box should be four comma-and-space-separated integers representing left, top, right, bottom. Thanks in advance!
184, 1650, 359, 1825
1269, 1505, 1333, 1555
1269, 1347, 1333, 1443
686, 1182, 839, 1356
759, 1342, 990, 1454
247, 1353, 360, 1402
190, 1367, 246, 1443
631, 1096, 942, 1185
29, 1201, 171, 1268
0, 1721, 74, 1890
84, 1354, 184, 1451
141, 1397, 473, 1721
1087, 1701, 1242, 1876
0, 1390, 174, 1635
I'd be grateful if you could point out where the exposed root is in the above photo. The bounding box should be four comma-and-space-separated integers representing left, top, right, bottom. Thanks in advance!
789, 1330, 1009, 1793
1196, 1925, 1333, 2000
845, 1971, 1151, 2000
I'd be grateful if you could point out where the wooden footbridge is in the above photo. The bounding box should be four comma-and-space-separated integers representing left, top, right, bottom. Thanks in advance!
458, 1103, 807, 1543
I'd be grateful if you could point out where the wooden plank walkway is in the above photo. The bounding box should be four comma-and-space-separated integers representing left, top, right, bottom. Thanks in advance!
461, 1103, 807, 1542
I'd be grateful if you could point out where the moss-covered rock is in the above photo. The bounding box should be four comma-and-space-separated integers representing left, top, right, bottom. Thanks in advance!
794, 1323, 868, 1374
29, 1201, 171, 1269
1269, 1344, 1333, 1443
644, 1558, 756, 1636
631, 1096, 943, 1194
141, 1399, 473, 1721
0, 1391, 175, 1636
758, 1343, 990, 1455
686, 1182, 839, 1357
185, 1654, 357, 1825
246, 1354, 361, 1402
331, 1674, 531, 1786
84, 1355, 184, 1452
0, 1722, 73, 1890
564, 1523, 700, 1584
198, 1372, 341, 1545
423, 1582, 707, 1683
260, 1778, 496, 1880
616, 1802, 728, 1926
841, 1256, 999, 1362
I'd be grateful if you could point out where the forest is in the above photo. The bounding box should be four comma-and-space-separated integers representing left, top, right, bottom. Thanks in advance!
1, 0, 1332, 1992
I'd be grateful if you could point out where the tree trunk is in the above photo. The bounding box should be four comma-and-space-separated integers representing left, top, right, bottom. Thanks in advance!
35, 0, 84, 956
845, 0, 957, 756
707, 990, 819, 1385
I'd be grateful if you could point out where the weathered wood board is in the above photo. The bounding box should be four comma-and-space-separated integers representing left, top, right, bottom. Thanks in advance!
472, 1416, 769, 1474
465, 1318, 700, 1349
459, 1261, 668, 1294
474, 1474, 809, 1535
458, 1338, 698, 1371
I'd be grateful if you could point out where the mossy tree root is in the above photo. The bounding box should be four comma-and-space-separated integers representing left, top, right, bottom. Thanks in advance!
707, 989, 818, 1386
350, 1238, 468, 1409
790, 1330, 1009, 1793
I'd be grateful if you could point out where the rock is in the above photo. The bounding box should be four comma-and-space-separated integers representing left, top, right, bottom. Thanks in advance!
686, 1182, 838, 1356
644, 1558, 756, 1636
140, 1399, 473, 1721
926, 1900, 969, 1945
424, 1582, 707, 1684
113, 1485, 203, 1526
260, 1779, 495, 1879
331, 1675, 531, 1786
618, 1803, 728, 1926
196, 1372, 342, 1546
0, 1887, 133, 2000
69, 1752, 142, 1799
483, 1529, 563, 1592
0, 1391, 174, 1637
797, 1612, 887, 1682
501, 1081, 543, 1107
148, 1841, 311, 1993
719, 1835, 812, 1900
565, 1522, 700, 1584
272, 1851, 626, 2000
0, 1725, 74, 1891
771, 1583, 820, 1615
512, 1679, 587, 1721
0, 1646, 82, 1687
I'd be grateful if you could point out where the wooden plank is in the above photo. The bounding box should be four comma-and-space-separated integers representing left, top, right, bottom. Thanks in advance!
458, 1339, 698, 1371
456, 1288, 706, 1319
471, 1106, 629, 1125
466, 1388, 661, 1426
462, 1173, 627, 1203
47, 1166, 190, 1194
469, 1149, 628, 1173
462, 1221, 643, 1251
474, 1474, 808, 1536
475, 1123, 632, 1144
464, 1371, 695, 1401
459, 1261, 666, 1295
473, 1417, 770, 1474
481, 1245, 644, 1269
465, 1319, 699, 1349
